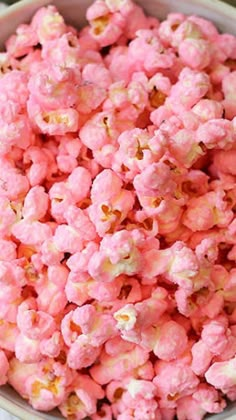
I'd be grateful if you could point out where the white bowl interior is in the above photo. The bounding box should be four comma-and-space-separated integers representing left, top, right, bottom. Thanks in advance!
0, 0, 236, 418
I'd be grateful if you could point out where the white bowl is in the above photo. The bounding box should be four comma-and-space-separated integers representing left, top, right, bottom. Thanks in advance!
0, 0, 236, 419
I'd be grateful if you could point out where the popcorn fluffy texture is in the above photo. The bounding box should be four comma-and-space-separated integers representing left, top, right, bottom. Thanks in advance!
1, 1, 236, 419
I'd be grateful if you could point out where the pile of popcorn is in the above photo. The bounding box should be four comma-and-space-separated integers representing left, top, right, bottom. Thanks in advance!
0, 0, 236, 418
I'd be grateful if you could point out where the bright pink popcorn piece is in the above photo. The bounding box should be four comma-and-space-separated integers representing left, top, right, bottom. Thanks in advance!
178, 39, 211, 70
67, 335, 101, 370
192, 384, 226, 414
28, 100, 79, 135
31, 5, 67, 44
176, 395, 206, 420
153, 320, 188, 361
67, 167, 92, 202
59, 374, 104, 419
168, 68, 210, 113
154, 360, 200, 407
12, 220, 52, 245
191, 340, 213, 376
205, 357, 236, 393
183, 191, 233, 232
22, 186, 49, 221
87, 1, 125, 47
17, 298, 56, 340
90, 345, 149, 385
88, 229, 143, 282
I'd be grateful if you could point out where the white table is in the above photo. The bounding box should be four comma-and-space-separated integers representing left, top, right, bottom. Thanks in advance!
0, 409, 18, 420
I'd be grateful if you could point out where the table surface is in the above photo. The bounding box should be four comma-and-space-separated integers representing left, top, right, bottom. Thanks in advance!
0, 409, 16, 420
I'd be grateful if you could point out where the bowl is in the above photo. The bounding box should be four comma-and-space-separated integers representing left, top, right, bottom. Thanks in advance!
0, 0, 236, 418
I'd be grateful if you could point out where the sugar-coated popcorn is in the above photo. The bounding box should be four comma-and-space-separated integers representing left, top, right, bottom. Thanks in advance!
1, 1, 236, 419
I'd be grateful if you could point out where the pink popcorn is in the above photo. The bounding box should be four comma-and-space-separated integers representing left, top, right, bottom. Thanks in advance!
53, 224, 84, 253
28, 64, 81, 112
65, 276, 91, 306
67, 167, 92, 203
205, 356, 236, 393
49, 182, 75, 223
0, 166, 29, 200
212, 149, 236, 176
28, 100, 80, 135
113, 288, 168, 345
89, 186, 134, 236
158, 13, 185, 46
90, 345, 149, 385
121, 388, 160, 420
67, 335, 102, 369
178, 39, 211, 70
188, 16, 219, 41
170, 20, 204, 47
193, 383, 226, 414
17, 298, 56, 340
168, 129, 203, 168
153, 320, 188, 361
201, 317, 229, 355
82, 63, 112, 89
0, 70, 29, 107
23, 146, 51, 186
196, 119, 235, 150
176, 395, 206, 420
105, 79, 148, 121
154, 360, 199, 407
167, 68, 210, 113
31, 5, 67, 44
15, 332, 41, 363
87, 1, 125, 47
91, 403, 112, 420
42, 33, 81, 67
40, 331, 63, 358
0, 320, 19, 352
0, 239, 17, 261
62, 304, 116, 351
222, 71, 236, 119
128, 29, 176, 74
0, 350, 9, 385
0, 53, 14, 76
183, 191, 233, 232
22, 186, 48, 221
0, 102, 34, 154
113, 128, 166, 181
191, 340, 213, 376
59, 374, 104, 419
79, 111, 131, 167
12, 220, 52, 246
88, 276, 123, 302
88, 229, 143, 282
67, 241, 99, 273
40, 238, 64, 266
192, 99, 224, 121
0, 2, 236, 419
36, 277, 67, 317
6, 24, 38, 58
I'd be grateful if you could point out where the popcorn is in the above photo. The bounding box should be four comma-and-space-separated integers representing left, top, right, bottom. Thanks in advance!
153, 360, 200, 408
153, 320, 188, 361
178, 39, 211, 70
0, 2, 236, 419
59, 373, 104, 419
167, 68, 210, 113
